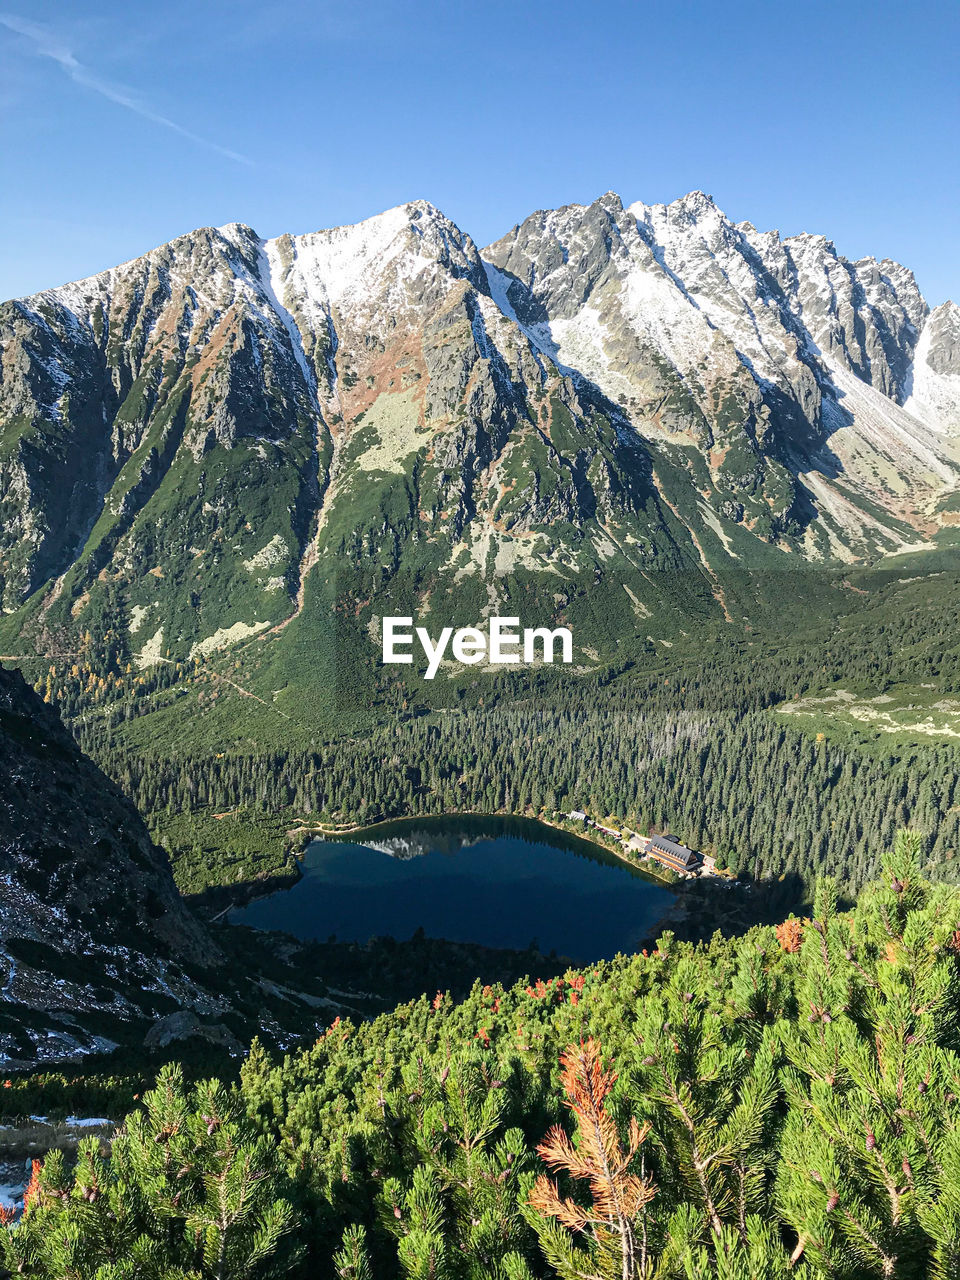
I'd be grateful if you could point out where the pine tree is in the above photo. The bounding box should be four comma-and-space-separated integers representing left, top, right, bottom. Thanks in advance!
777, 833, 960, 1277
527, 1038, 654, 1279
1, 1067, 298, 1280
332, 1224, 373, 1280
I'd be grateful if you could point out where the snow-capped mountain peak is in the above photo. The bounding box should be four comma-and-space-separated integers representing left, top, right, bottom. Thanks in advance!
1, 188, 958, 651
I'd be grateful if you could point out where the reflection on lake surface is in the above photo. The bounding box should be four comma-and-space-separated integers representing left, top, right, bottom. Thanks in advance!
230, 816, 675, 964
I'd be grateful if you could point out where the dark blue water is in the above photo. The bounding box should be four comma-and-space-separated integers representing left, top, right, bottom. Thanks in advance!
230, 815, 675, 963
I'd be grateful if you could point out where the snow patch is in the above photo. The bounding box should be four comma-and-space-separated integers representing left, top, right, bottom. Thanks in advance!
259, 242, 322, 404
266, 202, 449, 325
903, 306, 960, 436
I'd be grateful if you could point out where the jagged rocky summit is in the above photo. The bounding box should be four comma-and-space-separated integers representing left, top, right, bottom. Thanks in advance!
1, 191, 958, 665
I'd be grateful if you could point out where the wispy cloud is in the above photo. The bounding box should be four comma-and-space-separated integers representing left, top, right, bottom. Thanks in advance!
0, 12, 252, 165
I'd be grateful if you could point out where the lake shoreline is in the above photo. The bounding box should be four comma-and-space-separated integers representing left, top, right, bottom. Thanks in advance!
287, 809, 679, 889
230, 813, 682, 962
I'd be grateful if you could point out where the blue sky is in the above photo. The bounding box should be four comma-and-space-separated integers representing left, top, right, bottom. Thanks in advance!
1, 0, 957, 302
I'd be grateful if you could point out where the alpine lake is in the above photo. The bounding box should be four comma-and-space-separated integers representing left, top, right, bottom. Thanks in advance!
230, 815, 676, 964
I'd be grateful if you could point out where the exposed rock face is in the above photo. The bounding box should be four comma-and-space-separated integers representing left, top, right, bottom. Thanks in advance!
0, 193, 958, 665
0, 664, 225, 1067
903, 302, 960, 439
921, 302, 960, 377
143, 1010, 243, 1053
485, 191, 959, 559
0, 222, 322, 638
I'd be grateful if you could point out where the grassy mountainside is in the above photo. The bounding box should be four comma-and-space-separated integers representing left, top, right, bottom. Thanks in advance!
9, 563, 954, 904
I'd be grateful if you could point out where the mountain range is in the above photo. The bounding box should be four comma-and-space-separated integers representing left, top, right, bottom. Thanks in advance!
2, 191, 959, 691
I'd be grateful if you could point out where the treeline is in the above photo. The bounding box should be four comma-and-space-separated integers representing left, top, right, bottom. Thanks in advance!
6, 832, 960, 1278
26, 568, 960, 896
83, 675, 960, 893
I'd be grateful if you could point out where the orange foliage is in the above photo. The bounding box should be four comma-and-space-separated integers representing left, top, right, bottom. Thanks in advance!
525, 977, 572, 1004
529, 1039, 654, 1244
22, 1160, 42, 1218
775, 919, 805, 953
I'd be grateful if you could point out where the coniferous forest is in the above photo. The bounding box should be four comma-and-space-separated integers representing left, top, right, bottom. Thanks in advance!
5, 832, 960, 1279
37, 570, 960, 900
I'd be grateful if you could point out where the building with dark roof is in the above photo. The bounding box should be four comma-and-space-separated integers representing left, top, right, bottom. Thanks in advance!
647, 834, 701, 874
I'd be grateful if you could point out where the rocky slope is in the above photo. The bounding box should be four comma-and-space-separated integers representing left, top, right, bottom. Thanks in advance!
0, 665, 383, 1068
1, 193, 958, 677
486, 191, 960, 560
0, 664, 232, 1067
